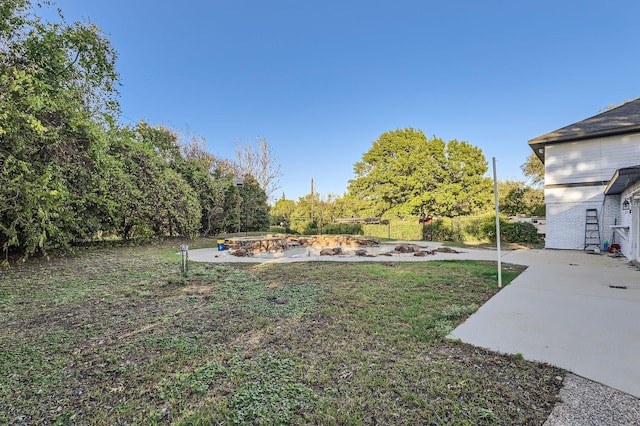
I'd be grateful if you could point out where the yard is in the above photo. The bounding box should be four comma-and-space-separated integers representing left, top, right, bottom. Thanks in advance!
0, 240, 563, 425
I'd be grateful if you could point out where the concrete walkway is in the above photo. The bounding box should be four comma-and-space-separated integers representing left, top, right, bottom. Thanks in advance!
187, 241, 499, 263
451, 249, 640, 399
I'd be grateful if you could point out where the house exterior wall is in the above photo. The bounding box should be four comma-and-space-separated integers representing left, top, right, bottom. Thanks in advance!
618, 182, 640, 259
545, 134, 640, 185
544, 133, 640, 251
545, 186, 608, 249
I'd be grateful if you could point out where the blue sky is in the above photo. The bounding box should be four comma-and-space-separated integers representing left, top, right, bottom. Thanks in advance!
42, 1, 639, 200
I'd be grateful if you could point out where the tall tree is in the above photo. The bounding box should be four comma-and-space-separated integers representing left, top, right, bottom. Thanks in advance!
521, 152, 544, 186
270, 195, 296, 229
348, 128, 493, 219
222, 174, 270, 233
237, 175, 270, 232
105, 124, 201, 239
176, 133, 235, 235
233, 137, 281, 199
499, 180, 545, 216
0, 0, 120, 259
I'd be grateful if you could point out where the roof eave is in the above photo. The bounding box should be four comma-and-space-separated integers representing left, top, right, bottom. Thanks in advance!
604, 165, 640, 195
528, 124, 640, 148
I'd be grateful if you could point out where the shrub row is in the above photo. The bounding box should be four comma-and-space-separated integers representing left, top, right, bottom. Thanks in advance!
365, 215, 540, 244
273, 216, 539, 244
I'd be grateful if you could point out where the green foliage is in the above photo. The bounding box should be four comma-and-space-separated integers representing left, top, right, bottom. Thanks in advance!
362, 214, 541, 244
477, 215, 505, 242
348, 128, 493, 219
275, 192, 364, 235
421, 219, 446, 241
475, 215, 540, 244
502, 221, 540, 244
102, 124, 202, 240
178, 136, 236, 236
300, 221, 364, 236
0, 2, 272, 260
238, 175, 270, 232
364, 218, 421, 240
269, 196, 296, 229
499, 180, 545, 216
0, 1, 120, 258
302, 221, 318, 235
521, 152, 544, 186
319, 223, 364, 235
267, 226, 292, 234
229, 353, 316, 424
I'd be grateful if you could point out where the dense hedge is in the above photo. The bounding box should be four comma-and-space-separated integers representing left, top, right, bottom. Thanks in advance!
0, 3, 271, 261
302, 222, 364, 236
362, 216, 540, 244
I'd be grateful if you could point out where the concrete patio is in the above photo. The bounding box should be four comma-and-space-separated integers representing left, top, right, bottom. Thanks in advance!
450, 249, 640, 399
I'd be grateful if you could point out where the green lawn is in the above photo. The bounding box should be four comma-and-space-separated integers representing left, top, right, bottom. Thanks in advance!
0, 241, 563, 425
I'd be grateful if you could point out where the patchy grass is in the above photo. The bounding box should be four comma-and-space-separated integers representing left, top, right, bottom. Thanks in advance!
0, 241, 563, 425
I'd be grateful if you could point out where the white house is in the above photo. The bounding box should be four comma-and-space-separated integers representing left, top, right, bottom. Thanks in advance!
528, 98, 640, 264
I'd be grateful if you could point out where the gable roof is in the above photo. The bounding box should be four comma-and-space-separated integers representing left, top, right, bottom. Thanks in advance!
528, 98, 640, 162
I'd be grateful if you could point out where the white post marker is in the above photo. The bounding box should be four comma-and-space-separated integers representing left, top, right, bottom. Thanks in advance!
492, 157, 502, 288
180, 244, 189, 277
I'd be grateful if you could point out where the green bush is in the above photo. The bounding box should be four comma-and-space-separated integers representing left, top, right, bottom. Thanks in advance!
478, 215, 505, 242
360, 215, 540, 244
363, 218, 421, 240
503, 221, 540, 244
302, 222, 318, 235
459, 215, 490, 242
300, 222, 364, 236
267, 226, 297, 234
475, 215, 540, 244
422, 219, 453, 241
320, 223, 364, 235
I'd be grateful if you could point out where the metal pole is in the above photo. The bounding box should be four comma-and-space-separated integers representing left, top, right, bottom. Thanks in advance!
492, 157, 502, 288
180, 244, 189, 277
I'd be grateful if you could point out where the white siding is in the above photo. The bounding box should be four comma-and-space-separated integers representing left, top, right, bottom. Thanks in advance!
545, 186, 606, 250
603, 193, 622, 249
545, 134, 640, 185
618, 182, 640, 259
544, 133, 640, 253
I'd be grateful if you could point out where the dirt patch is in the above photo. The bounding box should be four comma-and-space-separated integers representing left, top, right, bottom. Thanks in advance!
182, 283, 215, 296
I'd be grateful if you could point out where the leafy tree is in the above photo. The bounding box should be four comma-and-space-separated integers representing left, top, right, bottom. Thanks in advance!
314, 193, 342, 229
0, 1, 273, 262
222, 175, 269, 233
521, 152, 544, 186
177, 158, 231, 236
122, 123, 201, 238
270, 195, 296, 229
331, 194, 362, 219
176, 134, 236, 235
151, 167, 201, 238
498, 180, 545, 217
238, 175, 270, 232
0, 0, 119, 258
105, 127, 163, 239
348, 128, 493, 219
290, 194, 316, 233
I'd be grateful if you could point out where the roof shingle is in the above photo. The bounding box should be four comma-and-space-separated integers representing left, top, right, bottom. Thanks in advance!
529, 98, 640, 150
